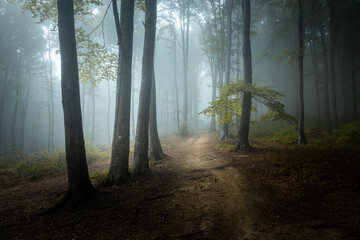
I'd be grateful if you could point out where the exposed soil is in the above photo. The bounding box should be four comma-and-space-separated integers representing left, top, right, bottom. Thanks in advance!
0, 133, 359, 239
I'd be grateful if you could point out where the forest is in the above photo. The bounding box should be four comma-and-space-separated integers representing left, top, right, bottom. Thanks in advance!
0, 0, 359, 239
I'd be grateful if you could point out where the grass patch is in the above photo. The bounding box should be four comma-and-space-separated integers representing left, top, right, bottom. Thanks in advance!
0, 143, 111, 188
227, 121, 360, 204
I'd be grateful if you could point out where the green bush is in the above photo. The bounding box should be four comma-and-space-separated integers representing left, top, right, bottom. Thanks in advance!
0, 149, 66, 187
308, 122, 360, 150
90, 169, 109, 186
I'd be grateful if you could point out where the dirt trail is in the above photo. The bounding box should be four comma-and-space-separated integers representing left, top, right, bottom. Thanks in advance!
160, 133, 264, 239
156, 133, 343, 239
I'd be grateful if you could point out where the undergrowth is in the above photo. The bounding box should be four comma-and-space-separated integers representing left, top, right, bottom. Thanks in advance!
227, 121, 360, 206
0, 143, 110, 188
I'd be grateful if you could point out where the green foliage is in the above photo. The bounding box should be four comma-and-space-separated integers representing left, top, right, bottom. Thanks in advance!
0, 142, 109, 187
90, 169, 109, 186
85, 142, 110, 163
0, 149, 66, 187
307, 122, 360, 151
77, 28, 117, 86
200, 80, 295, 126
8, 0, 103, 23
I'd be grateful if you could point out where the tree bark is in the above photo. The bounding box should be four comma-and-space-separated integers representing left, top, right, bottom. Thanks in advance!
53, 0, 95, 210
179, 0, 190, 136
319, 24, 331, 129
297, 0, 307, 144
310, 39, 321, 125
107, 0, 134, 185
329, 0, 338, 130
150, 71, 165, 160
91, 87, 95, 144
132, 0, 157, 177
220, 0, 233, 140
348, 11, 357, 121
172, 24, 180, 132
235, 0, 252, 152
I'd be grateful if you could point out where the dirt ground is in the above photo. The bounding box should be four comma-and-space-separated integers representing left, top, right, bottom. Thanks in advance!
0, 133, 359, 239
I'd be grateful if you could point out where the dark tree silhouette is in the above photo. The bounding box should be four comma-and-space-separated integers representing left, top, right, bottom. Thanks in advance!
133, 0, 157, 176
54, 0, 95, 210
235, 0, 252, 152
107, 0, 134, 185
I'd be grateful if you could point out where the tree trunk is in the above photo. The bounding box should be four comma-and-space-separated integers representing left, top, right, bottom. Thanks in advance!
311, 40, 321, 125
235, 0, 252, 152
132, 0, 157, 177
0, 61, 10, 152
210, 65, 217, 132
173, 24, 180, 132
107, 80, 111, 144
180, 1, 190, 136
150, 71, 165, 160
329, 0, 338, 130
349, 13, 357, 121
297, 0, 307, 144
11, 51, 22, 150
19, 71, 31, 150
319, 24, 331, 129
48, 39, 55, 149
53, 0, 95, 210
107, 0, 134, 185
220, 0, 234, 140
131, 55, 136, 141
91, 87, 95, 145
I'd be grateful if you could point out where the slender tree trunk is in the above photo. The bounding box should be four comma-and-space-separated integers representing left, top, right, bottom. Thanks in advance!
210, 65, 217, 132
150, 71, 165, 160
91, 87, 95, 145
0, 61, 10, 152
131, 55, 136, 141
43, 54, 52, 149
319, 25, 331, 129
107, 0, 134, 184
48, 39, 55, 149
133, 0, 157, 177
180, 1, 190, 136
19, 71, 31, 150
349, 14, 357, 121
297, 0, 306, 144
311, 40, 321, 125
53, 0, 95, 210
235, 0, 252, 152
107, 80, 111, 144
329, 0, 338, 130
173, 25, 180, 132
81, 81, 86, 127
221, 0, 234, 140
11, 52, 22, 150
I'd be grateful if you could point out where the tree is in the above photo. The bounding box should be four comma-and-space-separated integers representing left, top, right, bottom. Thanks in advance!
329, 0, 338, 130
235, 0, 252, 152
107, 0, 134, 185
150, 70, 166, 160
178, 0, 191, 136
297, 0, 306, 144
133, 0, 157, 176
54, 0, 95, 210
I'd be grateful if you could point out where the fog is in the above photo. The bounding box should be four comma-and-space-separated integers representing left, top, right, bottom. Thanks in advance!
0, 0, 359, 154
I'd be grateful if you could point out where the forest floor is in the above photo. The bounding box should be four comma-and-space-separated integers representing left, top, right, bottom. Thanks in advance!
0, 132, 359, 239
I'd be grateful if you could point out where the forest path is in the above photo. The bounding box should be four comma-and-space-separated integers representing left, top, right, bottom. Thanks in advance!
159, 133, 265, 239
